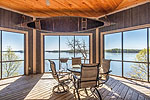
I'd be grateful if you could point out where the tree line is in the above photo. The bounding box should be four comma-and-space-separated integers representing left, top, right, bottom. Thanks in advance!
105, 48, 141, 53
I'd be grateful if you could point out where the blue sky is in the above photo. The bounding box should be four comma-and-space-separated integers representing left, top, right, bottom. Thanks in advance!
1, 31, 89, 51
45, 36, 59, 50
2, 31, 24, 51
1, 28, 148, 51
105, 28, 148, 50
45, 36, 89, 51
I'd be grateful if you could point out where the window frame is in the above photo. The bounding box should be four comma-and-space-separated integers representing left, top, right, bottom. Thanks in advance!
41, 33, 93, 73
0, 27, 28, 79
44, 35, 90, 72
101, 24, 150, 82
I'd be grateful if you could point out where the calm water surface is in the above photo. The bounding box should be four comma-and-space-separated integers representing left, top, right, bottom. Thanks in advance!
45, 52, 140, 77
2, 52, 142, 78
2, 52, 24, 78
105, 52, 145, 77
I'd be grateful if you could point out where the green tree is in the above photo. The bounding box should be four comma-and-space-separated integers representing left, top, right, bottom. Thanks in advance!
126, 49, 149, 80
67, 39, 88, 64
2, 46, 21, 77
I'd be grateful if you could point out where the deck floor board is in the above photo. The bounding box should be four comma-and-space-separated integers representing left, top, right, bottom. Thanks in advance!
0, 73, 149, 100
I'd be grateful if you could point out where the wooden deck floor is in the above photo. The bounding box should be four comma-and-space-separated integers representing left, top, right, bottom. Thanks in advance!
0, 73, 150, 100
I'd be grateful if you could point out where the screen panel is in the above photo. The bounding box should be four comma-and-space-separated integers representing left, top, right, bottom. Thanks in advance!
123, 29, 147, 62
2, 31, 24, 78
104, 32, 122, 60
75, 36, 89, 63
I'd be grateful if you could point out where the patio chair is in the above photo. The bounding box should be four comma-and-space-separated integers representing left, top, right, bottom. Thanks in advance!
48, 60, 70, 94
99, 59, 112, 89
72, 57, 81, 66
59, 58, 69, 72
72, 57, 81, 76
72, 63, 102, 100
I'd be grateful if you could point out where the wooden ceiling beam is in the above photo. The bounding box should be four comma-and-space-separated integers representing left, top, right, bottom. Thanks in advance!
8, 0, 56, 17
98, 0, 150, 18
52, 0, 91, 17
17, 0, 68, 17
0, 0, 149, 17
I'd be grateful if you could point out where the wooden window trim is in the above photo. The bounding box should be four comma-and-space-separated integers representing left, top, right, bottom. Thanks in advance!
101, 24, 150, 82
0, 27, 29, 75
41, 33, 93, 73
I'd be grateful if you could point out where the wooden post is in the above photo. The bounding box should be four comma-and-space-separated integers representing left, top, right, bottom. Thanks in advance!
96, 27, 99, 63
33, 17, 36, 74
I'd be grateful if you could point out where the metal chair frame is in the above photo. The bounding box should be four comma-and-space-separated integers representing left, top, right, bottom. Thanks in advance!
98, 60, 112, 89
72, 57, 81, 65
59, 58, 69, 72
72, 63, 102, 100
48, 60, 70, 94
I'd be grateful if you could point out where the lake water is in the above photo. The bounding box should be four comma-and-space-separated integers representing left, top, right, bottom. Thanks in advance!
2, 52, 147, 80
105, 52, 148, 80
44, 52, 147, 79
1, 52, 24, 78
44, 52, 89, 72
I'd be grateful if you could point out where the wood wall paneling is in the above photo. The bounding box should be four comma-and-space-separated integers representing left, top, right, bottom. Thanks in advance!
117, 11, 124, 29
123, 9, 131, 28
131, 6, 139, 26
96, 28, 99, 63
99, 3, 150, 32
28, 29, 33, 74
36, 30, 41, 74
0, 8, 33, 75
92, 30, 96, 63
138, 3, 149, 25
148, 3, 150, 23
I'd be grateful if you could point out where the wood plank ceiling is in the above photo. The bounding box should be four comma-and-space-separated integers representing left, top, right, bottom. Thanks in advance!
0, 0, 149, 18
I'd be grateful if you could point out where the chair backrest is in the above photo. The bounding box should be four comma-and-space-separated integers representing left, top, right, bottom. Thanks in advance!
60, 58, 69, 63
80, 63, 99, 88
48, 60, 59, 81
72, 57, 81, 65
100, 59, 111, 80
100, 60, 111, 73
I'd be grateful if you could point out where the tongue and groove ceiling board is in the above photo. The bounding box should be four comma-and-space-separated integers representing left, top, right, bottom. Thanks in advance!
0, 0, 149, 18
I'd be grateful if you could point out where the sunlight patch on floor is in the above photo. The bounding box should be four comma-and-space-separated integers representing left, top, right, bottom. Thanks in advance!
24, 74, 56, 100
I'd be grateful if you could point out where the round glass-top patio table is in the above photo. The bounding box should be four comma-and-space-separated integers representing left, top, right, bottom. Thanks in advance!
67, 65, 81, 73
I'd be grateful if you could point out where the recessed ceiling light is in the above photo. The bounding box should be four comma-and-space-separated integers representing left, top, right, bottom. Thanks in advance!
46, 0, 50, 6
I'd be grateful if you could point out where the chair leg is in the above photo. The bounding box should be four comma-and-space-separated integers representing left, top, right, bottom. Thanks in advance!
75, 88, 80, 100
60, 84, 65, 91
58, 84, 61, 91
62, 83, 69, 92
73, 89, 77, 99
52, 85, 58, 93
105, 83, 112, 90
53, 83, 69, 94
62, 83, 69, 91
90, 87, 97, 98
84, 88, 89, 96
94, 88, 102, 100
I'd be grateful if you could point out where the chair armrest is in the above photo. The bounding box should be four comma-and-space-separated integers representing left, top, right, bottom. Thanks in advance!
58, 73, 70, 79
71, 74, 80, 89
100, 70, 112, 75
71, 74, 80, 84
72, 74, 80, 80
